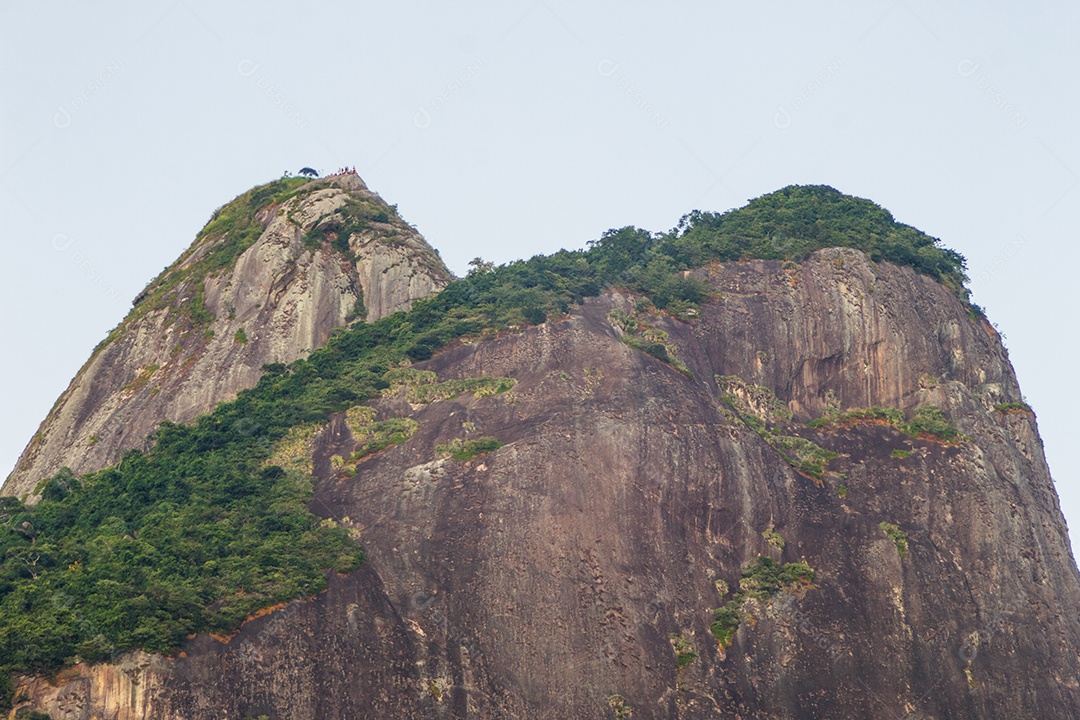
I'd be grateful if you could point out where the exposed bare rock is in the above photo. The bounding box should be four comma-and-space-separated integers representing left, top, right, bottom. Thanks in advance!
15, 249, 1080, 718
14, 652, 171, 720
3, 174, 451, 500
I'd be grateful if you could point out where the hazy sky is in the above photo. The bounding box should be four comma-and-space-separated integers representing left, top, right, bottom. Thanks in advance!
2, 2, 1078, 556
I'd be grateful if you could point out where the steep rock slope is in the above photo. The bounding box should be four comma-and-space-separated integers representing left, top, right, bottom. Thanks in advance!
17, 249, 1080, 719
3, 174, 451, 499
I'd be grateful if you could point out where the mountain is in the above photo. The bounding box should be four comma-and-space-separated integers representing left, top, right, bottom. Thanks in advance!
3, 173, 451, 500
3, 182, 1079, 719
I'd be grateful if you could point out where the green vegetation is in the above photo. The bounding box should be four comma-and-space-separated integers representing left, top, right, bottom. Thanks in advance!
346, 293, 367, 324
264, 423, 321, 476
719, 376, 836, 480
331, 407, 422, 473
233, 328, 248, 344
608, 309, 692, 377
880, 522, 909, 558
122, 365, 159, 393
711, 604, 742, 649
383, 367, 437, 388
343, 405, 377, 435
994, 401, 1033, 414
710, 557, 815, 647
810, 405, 964, 443
670, 633, 697, 669
126, 178, 311, 334
918, 373, 940, 389
0, 182, 975, 706
668, 185, 971, 304
384, 368, 516, 404
717, 375, 793, 426
0, 455, 360, 708
762, 528, 785, 550
607, 694, 634, 719
890, 449, 910, 459
198, 178, 312, 262
767, 434, 838, 480
436, 436, 504, 461
301, 197, 393, 261
838, 484, 848, 499
904, 405, 962, 442
585, 186, 971, 311
348, 418, 419, 463
808, 406, 904, 429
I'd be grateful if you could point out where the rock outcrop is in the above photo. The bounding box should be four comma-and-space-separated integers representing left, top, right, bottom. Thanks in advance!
3, 174, 451, 500
13, 248, 1080, 719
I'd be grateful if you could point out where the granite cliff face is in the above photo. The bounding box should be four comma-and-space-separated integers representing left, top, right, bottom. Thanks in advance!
3, 174, 451, 500
11, 246, 1080, 719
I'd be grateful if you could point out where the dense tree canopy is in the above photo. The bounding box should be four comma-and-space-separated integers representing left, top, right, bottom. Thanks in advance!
591, 184, 970, 303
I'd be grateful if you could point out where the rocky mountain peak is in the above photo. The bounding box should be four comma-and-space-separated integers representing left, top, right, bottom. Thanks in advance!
3, 173, 452, 500
3, 183, 1078, 719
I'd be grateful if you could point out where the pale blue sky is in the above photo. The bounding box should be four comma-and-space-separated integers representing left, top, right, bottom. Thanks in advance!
2, 2, 1078, 556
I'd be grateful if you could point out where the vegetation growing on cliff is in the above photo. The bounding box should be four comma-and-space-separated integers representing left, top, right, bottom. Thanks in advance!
348, 418, 419, 464
994, 401, 1033, 414
383, 368, 516, 403
301, 197, 394, 260
810, 404, 965, 443
608, 309, 692, 376
436, 436, 504, 461
880, 522, 909, 558
127, 177, 312, 332
762, 528, 786, 550
717, 375, 794, 425
0, 182, 975, 704
808, 406, 905, 428
710, 556, 815, 647
765, 434, 838, 480
670, 633, 697, 669
607, 694, 634, 719
718, 375, 837, 480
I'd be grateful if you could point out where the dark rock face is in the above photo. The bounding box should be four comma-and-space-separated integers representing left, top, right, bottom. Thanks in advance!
17, 249, 1080, 719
